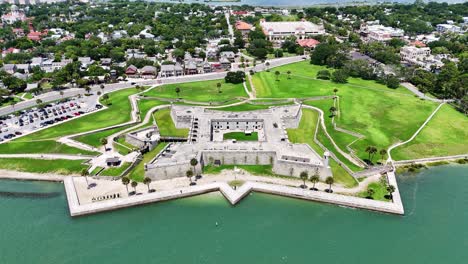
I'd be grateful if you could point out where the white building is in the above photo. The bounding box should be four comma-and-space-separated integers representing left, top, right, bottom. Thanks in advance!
1, 5, 27, 24
400, 46, 444, 71
259, 19, 325, 43
436, 24, 462, 33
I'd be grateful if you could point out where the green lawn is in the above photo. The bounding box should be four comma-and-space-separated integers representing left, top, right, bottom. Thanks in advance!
137, 99, 169, 120
0, 140, 98, 155
73, 125, 133, 148
223, 132, 258, 141
154, 108, 188, 137
357, 181, 390, 201
203, 164, 276, 176
128, 143, 168, 181
142, 79, 247, 102
286, 108, 358, 187
391, 104, 468, 160
0, 158, 88, 175
0, 97, 21, 107
100, 162, 131, 177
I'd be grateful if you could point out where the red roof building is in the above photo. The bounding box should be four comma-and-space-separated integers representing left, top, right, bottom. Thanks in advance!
27, 32, 42, 41
235, 21, 253, 31
296, 38, 320, 48
411, 40, 427, 48
232, 11, 249, 16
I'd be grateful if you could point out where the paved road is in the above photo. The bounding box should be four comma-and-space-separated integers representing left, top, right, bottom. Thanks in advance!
400, 82, 449, 103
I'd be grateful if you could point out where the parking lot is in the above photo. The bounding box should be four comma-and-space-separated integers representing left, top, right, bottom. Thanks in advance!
0, 94, 101, 143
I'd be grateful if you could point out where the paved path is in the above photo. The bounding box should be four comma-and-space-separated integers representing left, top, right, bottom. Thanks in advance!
400, 82, 448, 103
0, 153, 93, 160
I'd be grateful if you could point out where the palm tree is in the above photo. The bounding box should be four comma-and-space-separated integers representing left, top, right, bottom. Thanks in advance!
265, 61, 270, 71
190, 158, 198, 176
379, 149, 387, 162
333, 88, 338, 95
59, 91, 64, 99
85, 86, 91, 94
11, 101, 17, 111
299, 171, 308, 189
122, 176, 130, 195
186, 170, 194, 185
287, 70, 291, 79
81, 168, 89, 186
325, 176, 334, 193
131, 181, 138, 194
216, 82, 222, 93
35, 99, 42, 105
367, 188, 375, 199
329, 106, 337, 116
175, 87, 181, 97
100, 138, 108, 146
310, 175, 320, 190
387, 185, 396, 201
274, 71, 280, 81
143, 177, 152, 193
365, 146, 378, 163
102, 94, 109, 104
100, 84, 105, 92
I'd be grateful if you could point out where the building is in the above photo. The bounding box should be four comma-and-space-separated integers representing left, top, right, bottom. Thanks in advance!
296, 38, 320, 49
436, 24, 462, 33
400, 46, 444, 71
1, 5, 27, 24
140, 66, 157, 78
235, 21, 253, 38
360, 21, 404, 42
125, 65, 138, 76
160, 63, 183, 78
142, 105, 332, 181
259, 19, 325, 44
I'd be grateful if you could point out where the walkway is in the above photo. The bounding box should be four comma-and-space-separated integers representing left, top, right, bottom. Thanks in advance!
0, 153, 93, 160
400, 82, 449, 103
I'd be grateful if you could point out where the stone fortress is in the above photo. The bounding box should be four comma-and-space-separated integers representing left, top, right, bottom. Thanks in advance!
142, 104, 333, 181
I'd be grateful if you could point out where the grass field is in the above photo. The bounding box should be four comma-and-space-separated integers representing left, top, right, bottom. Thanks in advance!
223, 132, 258, 141
142, 79, 247, 102
128, 143, 168, 181
0, 158, 88, 175
210, 101, 293, 112
0, 140, 98, 155
286, 108, 358, 187
203, 164, 276, 176
73, 125, 133, 148
154, 108, 188, 137
391, 104, 468, 160
357, 181, 390, 201
100, 162, 131, 177
137, 99, 169, 119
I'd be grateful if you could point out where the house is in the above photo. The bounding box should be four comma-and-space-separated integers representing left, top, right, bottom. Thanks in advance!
140, 66, 157, 78
184, 60, 198, 75
235, 21, 253, 38
12, 28, 24, 37
360, 21, 404, 42
100, 58, 112, 67
436, 24, 462, 33
15, 64, 31, 74
126, 49, 146, 59
78, 57, 94, 69
400, 46, 444, 71
220, 51, 236, 62
25, 83, 39, 92
30, 57, 44, 68
296, 38, 320, 49
202, 62, 212, 73
125, 65, 139, 76
160, 63, 183, 77
27, 31, 43, 41
219, 56, 231, 69
349, 51, 379, 67
259, 19, 325, 44
1, 5, 27, 24
2, 64, 17, 74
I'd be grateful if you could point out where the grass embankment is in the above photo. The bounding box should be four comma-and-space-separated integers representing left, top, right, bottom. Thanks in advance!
142, 79, 247, 102
113, 136, 136, 155
357, 180, 390, 201
137, 99, 169, 120
223, 132, 258, 141
73, 125, 133, 148
210, 101, 293, 112
391, 104, 468, 160
154, 108, 188, 137
0, 158, 88, 175
0, 88, 137, 155
0, 140, 98, 155
100, 162, 132, 177
286, 108, 358, 188
128, 143, 168, 182
203, 164, 276, 176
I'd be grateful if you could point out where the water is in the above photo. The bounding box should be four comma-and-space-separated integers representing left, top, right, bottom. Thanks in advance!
0, 165, 467, 264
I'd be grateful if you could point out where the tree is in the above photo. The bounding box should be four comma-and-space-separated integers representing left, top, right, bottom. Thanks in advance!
59, 91, 64, 99
387, 185, 396, 201
317, 69, 331, 80
386, 76, 400, 89
102, 94, 109, 103
190, 158, 198, 176
216, 82, 222, 93
265, 61, 270, 71
325, 176, 334, 192
329, 106, 337, 116
186, 170, 194, 185
35, 99, 42, 105
331, 69, 349, 83
85, 86, 91, 94
225, 71, 245, 84
310, 175, 320, 190
366, 187, 375, 199
122, 176, 130, 195
175, 87, 181, 97
299, 171, 308, 188
275, 71, 280, 81
333, 88, 338, 95
81, 168, 89, 186
379, 149, 387, 162
287, 70, 291, 79
100, 84, 105, 91
131, 181, 138, 193
365, 146, 378, 163
100, 138, 108, 146
143, 177, 152, 193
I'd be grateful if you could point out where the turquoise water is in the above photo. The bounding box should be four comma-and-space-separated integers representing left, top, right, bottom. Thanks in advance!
0, 165, 467, 264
